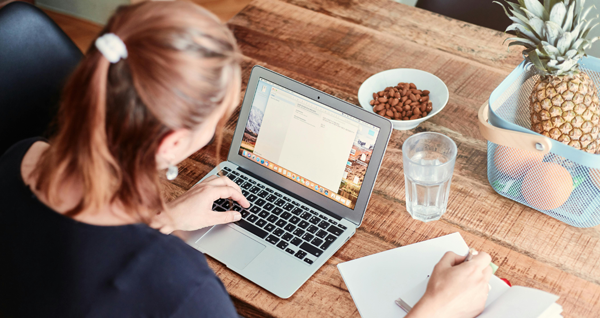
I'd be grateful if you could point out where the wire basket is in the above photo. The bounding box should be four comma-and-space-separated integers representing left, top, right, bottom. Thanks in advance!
479, 56, 600, 228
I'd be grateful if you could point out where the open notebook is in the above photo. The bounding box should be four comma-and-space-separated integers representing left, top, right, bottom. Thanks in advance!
337, 233, 562, 318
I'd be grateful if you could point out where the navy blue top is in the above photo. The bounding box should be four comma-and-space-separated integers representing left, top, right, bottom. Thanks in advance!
0, 138, 239, 318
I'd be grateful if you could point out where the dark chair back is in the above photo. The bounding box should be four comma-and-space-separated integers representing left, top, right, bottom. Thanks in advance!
416, 0, 511, 32
0, 2, 82, 155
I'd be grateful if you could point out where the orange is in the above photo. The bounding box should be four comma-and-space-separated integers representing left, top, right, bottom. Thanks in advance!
493, 145, 545, 179
521, 162, 573, 210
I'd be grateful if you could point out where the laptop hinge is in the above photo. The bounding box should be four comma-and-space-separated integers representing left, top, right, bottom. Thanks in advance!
237, 167, 342, 221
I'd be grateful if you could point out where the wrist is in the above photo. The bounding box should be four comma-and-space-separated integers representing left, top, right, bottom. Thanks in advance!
406, 293, 440, 318
151, 210, 176, 234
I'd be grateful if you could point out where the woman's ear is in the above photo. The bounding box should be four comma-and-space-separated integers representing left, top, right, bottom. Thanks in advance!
156, 129, 193, 170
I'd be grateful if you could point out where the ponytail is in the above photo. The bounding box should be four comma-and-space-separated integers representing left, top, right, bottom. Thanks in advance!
32, 1, 241, 222
33, 53, 122, 216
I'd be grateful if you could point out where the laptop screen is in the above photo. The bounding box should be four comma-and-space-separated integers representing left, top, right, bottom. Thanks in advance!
238, 78, 381, 210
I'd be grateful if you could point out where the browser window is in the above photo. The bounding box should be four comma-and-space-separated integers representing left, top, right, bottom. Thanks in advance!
239, 78, 380, 209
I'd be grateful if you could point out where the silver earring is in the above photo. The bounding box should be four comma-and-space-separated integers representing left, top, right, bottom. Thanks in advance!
166, 164, 178, 180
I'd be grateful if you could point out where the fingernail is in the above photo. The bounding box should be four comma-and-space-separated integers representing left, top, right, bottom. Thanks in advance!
234, 213, 242, 221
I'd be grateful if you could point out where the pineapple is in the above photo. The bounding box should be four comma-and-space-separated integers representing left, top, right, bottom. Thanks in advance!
497, 0, 600, 154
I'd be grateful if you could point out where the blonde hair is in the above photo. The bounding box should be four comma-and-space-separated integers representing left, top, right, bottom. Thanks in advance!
33, 1, 242, 221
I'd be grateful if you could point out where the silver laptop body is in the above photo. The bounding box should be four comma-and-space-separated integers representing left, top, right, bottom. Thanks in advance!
186, 66, 392, 298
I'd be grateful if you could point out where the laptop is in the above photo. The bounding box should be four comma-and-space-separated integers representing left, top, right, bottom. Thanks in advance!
187, 66, 392, 298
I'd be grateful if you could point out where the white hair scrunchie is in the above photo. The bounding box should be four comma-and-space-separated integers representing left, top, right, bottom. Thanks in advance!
95, 33, 128, 63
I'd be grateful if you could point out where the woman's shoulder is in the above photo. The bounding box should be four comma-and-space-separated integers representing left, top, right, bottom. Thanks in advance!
0, 137, 47, 189
1, 137, 47, 170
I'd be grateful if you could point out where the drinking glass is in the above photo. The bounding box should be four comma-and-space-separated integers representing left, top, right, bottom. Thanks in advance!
403, 132, 457, 222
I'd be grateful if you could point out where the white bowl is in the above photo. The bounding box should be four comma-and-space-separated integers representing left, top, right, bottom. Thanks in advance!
358, 69, 449, 130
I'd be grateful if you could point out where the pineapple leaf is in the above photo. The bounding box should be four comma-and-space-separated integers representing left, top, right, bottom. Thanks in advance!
495, 1, 534, 33
545, 21, 563, 45
547, 59, 559, 67
528, 17, 546, 38
549, 2, 566, 26
509, 7, 533, 26
582, 21, 600, 39
579, 4, 595, 21
573, 38, 586, 50
506, 37, 538, 48
524, 0, 549, 20
571, 20, 583, 39
557, 32, 573, 54
562, 59, 578, 70
506, 1, 526, 15
507, 24, 540, 42
527, 49, 548, 72
544, 0, 559, 13
563, 1, 575, 31
542, 41, 561, 57
579, 18, 594, 38
508, 40, 537, 52
576, 0, 586, 19
566, 48, 578, 58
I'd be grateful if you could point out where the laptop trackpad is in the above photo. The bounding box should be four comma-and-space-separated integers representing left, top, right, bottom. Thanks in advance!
196, 224, 265, 270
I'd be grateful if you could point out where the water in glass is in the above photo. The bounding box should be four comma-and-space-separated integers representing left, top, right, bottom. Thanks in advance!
405, 151, 452, 221
402, 132, 457, 222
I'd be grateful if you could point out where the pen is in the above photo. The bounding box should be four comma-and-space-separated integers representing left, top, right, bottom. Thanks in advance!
466, 248, 498, 292
466, 248, 499, 274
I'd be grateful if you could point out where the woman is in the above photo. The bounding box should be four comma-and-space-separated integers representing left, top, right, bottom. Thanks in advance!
0, 2, 492, 317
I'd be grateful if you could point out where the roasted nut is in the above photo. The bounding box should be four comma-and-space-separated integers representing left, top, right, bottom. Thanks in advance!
370, 82, 432, 120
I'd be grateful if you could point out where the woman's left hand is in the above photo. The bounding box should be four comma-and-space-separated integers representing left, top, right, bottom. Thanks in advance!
153, 175, 250, 233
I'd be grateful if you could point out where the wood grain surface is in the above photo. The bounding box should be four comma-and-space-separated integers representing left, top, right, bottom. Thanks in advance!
163, 0, 600, 317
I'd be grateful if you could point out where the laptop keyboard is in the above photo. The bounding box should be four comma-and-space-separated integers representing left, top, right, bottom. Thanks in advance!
211, 167, 348, 265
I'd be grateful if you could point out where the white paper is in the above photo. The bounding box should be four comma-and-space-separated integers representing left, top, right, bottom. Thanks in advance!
396, 273, 511, 312
478, 286, 561, 318
338, 232, 560, 318
337, 232, 470, 318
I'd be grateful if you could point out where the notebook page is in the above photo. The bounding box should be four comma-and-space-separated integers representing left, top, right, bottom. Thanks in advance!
337, 233, 469, 318
477, 286, 559, 318
396, 274, 511, 312
539, 302, 563, 318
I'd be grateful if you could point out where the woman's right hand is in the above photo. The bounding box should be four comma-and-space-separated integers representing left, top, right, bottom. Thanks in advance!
152, 175, 249, 234
407, 251, 493, 318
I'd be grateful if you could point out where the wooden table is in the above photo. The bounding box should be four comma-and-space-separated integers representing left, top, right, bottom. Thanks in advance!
164, 0, 600, 317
